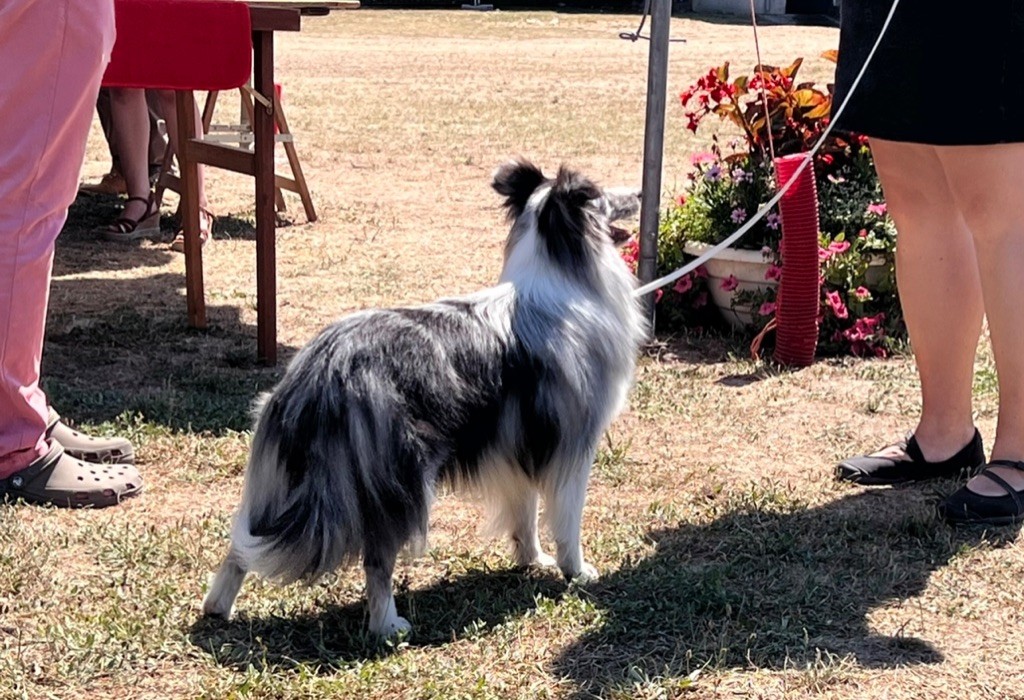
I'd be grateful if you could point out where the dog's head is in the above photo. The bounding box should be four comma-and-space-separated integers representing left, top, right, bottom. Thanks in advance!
492, 159, 640, 288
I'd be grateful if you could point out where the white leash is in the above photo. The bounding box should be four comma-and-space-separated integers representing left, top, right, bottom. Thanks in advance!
634, 0, 902, 298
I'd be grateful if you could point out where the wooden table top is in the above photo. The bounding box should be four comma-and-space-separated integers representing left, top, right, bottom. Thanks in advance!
246, 0, 359, 12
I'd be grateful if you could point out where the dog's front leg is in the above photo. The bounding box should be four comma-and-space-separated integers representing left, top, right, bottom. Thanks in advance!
545, 464, 598, 583
364, 549, 411, 638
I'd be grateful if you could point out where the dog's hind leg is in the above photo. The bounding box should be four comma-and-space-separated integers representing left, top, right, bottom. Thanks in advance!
504, 489, 556, 569
202, 547, 248, 618
364, 544, 411, 638
544, 461, 598, 583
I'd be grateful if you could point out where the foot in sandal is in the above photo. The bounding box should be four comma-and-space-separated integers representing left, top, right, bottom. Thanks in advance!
169, 207, 214, 252
45, 408, 134, 465
0, 441, 142, 508
97, 194, 161, 242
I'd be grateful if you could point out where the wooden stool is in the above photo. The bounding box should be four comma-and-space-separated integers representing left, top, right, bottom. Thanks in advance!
155, 85, 318, 224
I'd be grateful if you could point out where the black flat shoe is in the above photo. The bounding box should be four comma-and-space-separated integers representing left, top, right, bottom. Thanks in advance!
940, 460, 1024, 526
837, 429, 984, 486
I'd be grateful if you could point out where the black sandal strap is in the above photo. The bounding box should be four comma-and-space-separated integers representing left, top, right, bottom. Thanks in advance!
977, 468, 1024, 514
988, 459, 1024, 472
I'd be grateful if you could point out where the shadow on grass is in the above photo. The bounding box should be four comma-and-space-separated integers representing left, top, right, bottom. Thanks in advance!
44, 194, 304, 434
42, 275, 294, 435
188, 568, 567, 670
188, 487, 1018, 688
551, 488, 1021, 697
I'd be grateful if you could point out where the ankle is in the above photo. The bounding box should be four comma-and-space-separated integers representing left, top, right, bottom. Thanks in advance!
912, 423, 977, 461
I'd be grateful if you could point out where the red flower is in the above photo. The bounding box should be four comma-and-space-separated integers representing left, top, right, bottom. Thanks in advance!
720, 275, 739, 292
673, 275, 693, 294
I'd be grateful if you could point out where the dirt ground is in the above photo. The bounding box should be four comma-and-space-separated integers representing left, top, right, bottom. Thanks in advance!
3, 8, 1022, 700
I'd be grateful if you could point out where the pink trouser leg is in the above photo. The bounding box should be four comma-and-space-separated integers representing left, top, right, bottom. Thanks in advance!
0, 0, 115, 478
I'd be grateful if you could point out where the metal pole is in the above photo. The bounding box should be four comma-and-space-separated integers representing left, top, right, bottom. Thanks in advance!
637, 0, 672, 326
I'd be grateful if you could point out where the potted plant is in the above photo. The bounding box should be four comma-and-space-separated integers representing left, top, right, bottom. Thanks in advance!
653, 57, 903, 357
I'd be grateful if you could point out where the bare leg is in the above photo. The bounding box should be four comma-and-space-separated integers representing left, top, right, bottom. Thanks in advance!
936, 143, 1024, 495
870, 139, 983, 459
202, 547, 248, 618
154, 90, 212, 233
108, 88, 153, 221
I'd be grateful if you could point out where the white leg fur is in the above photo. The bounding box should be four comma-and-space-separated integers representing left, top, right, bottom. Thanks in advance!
203, 547, 248, 618
545, 463, 598, 583
365, 562, 411, 638
508, 490, 557, 568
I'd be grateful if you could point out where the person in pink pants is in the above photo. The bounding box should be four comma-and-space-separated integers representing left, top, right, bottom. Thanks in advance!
0, 0, 142, 507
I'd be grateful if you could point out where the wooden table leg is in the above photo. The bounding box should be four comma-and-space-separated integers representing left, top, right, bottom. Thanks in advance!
253, 29, 278, 365
178, 90, 207, 329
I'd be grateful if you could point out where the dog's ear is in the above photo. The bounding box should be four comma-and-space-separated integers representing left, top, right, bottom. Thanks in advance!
492, 159, 547, 220
549, 165, 601, 208
537, 165, 603, 270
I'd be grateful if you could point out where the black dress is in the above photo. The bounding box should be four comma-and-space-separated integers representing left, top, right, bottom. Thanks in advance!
832, 1, 1024, 145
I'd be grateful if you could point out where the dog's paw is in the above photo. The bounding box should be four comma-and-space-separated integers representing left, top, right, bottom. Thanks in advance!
515, 550, 558, 569
372, 615, 413, 639
201, 594, 233, 619
530, 552, 559, 569
564, 562, 599, 585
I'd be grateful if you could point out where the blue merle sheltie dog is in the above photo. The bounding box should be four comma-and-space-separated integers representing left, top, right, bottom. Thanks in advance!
202, 159, 647, 637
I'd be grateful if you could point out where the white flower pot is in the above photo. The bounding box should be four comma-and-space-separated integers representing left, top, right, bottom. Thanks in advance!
683, 241, 777, 329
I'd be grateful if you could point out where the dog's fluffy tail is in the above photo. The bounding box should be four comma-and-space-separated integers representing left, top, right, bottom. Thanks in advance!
228, 391, 365, 585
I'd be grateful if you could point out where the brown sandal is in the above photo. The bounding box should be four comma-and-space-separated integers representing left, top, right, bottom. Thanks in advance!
98, 194, 161, 242
169, 207, 214, 252
0, 441, 142, 508
46, 408, 135, 465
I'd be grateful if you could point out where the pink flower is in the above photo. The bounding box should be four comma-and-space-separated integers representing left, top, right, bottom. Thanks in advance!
853, 286, 871, 301
720, 275, 739, 292
818, 247, 833, 262
825, 290, 848, 319
866, 202, 888, 216
857, 228, 868, 238
758, 301, 777, 316
828, 240, 851, 255
655, 289, 664, 304
673, 275, 693, 294
841, 313, 887, 356
764, 264, 782, 281
694, 265, 709, 279
730, 207, 747, 224
690, 152, 717, 165
766, 212, 781, 230
674, 194, 687, 207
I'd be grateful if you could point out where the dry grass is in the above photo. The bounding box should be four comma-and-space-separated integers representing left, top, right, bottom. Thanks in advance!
3, 8, 1023, 700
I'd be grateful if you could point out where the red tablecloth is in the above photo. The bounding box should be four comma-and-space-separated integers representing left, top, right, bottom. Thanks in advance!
102, 0, 252, 90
